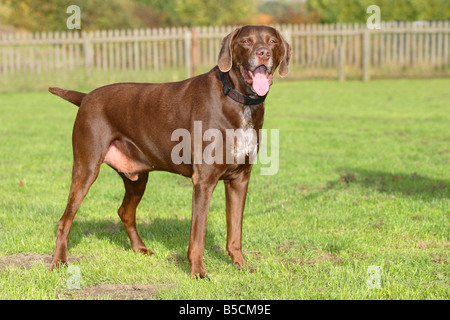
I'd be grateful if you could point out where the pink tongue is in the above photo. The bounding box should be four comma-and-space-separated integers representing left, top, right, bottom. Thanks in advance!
252, 66, 269, 96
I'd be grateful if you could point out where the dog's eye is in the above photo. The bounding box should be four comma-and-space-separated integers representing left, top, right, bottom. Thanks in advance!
241, 39, 251, 45
269, 39, 278, 45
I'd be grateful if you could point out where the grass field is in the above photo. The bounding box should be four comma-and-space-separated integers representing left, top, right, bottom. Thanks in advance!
0, 78, 448, 300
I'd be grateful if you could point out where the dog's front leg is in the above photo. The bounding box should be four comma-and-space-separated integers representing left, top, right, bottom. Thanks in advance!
187, 171, 219, 279
224, 168, 251, 270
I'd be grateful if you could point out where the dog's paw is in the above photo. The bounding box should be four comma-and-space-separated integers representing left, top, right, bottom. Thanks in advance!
190, 263, 207, 279
140, 248, 155, 256
134, 247, 155, 256
191, 270, 208, 280
50, 258, 68, 271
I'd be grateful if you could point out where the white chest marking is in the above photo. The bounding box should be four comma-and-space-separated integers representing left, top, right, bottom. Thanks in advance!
241, 105, 254, 130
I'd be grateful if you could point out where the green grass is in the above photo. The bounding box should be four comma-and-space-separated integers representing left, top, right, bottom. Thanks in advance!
0, 78, 448, 299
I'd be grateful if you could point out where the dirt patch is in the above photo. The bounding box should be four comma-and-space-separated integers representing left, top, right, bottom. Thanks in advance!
339, 173, 358, 183
417, 240, 428, 249
167, 251, 188, 269
58, 283, 174, 300
283, 251, 344, 267
0, 253, 175, 300
432, 255, 449, 265
277, 241, 345, 267
314, 252, 344, 264
0, 253, 84, 270
276, 240, 299, 252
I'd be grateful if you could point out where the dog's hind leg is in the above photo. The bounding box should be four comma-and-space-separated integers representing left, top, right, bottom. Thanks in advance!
50, 158, 102, 270
50, 117, 109, 270
117, 172, 153, 256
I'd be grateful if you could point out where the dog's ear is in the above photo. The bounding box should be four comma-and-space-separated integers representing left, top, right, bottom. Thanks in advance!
218, 27, 242, 73
277, 33, 292, 77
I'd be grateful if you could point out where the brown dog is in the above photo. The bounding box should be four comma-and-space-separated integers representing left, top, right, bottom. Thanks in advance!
48, 25, 291, 278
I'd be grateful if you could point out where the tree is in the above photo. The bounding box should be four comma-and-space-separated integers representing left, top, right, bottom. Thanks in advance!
307, 0, 450, 23
174, 0, 257, 26
1, 0, 142, 31
257, 0, 320, 24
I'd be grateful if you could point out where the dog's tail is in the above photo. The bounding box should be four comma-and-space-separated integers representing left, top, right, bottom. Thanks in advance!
48, 87, 86, 107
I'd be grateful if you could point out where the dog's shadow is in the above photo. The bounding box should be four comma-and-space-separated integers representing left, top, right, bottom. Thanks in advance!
67, 215, 227, 273
303, 167, 448, 201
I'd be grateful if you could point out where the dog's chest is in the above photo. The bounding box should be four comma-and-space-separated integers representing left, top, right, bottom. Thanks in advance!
240, 105, 255, 130
227, 104, 263, 164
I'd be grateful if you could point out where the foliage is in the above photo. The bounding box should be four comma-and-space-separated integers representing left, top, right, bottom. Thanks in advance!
257, 0, 320, 24
174, 0, 257, 26
1, 0, 141, 31
0, 0, 449, 31
306, 0, 450, 23
0, 0, 257, 31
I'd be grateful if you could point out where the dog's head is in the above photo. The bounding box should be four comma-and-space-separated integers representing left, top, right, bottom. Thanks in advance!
218, 25, 292, 96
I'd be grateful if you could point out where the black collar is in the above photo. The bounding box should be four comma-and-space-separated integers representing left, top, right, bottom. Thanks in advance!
219, 72, 267, 105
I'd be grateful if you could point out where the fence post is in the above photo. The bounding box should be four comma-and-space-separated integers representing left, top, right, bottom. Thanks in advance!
184, 28, 192, 78
337, 24, 345, 81
82, 31, 94, 81
338, 41, 346, 81
133, 29, 140, 71
282, 25, 292, 48
191, 27, 198, 77
362, 28, 370, 81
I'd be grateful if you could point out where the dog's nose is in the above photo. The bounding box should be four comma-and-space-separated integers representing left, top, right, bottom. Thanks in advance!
256, 47, 271, 60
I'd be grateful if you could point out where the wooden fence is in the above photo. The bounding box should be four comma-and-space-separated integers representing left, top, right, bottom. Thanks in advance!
0, 21, 449, 91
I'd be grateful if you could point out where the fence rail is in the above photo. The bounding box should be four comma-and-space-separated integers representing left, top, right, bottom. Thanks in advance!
1, 21, 449, 91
